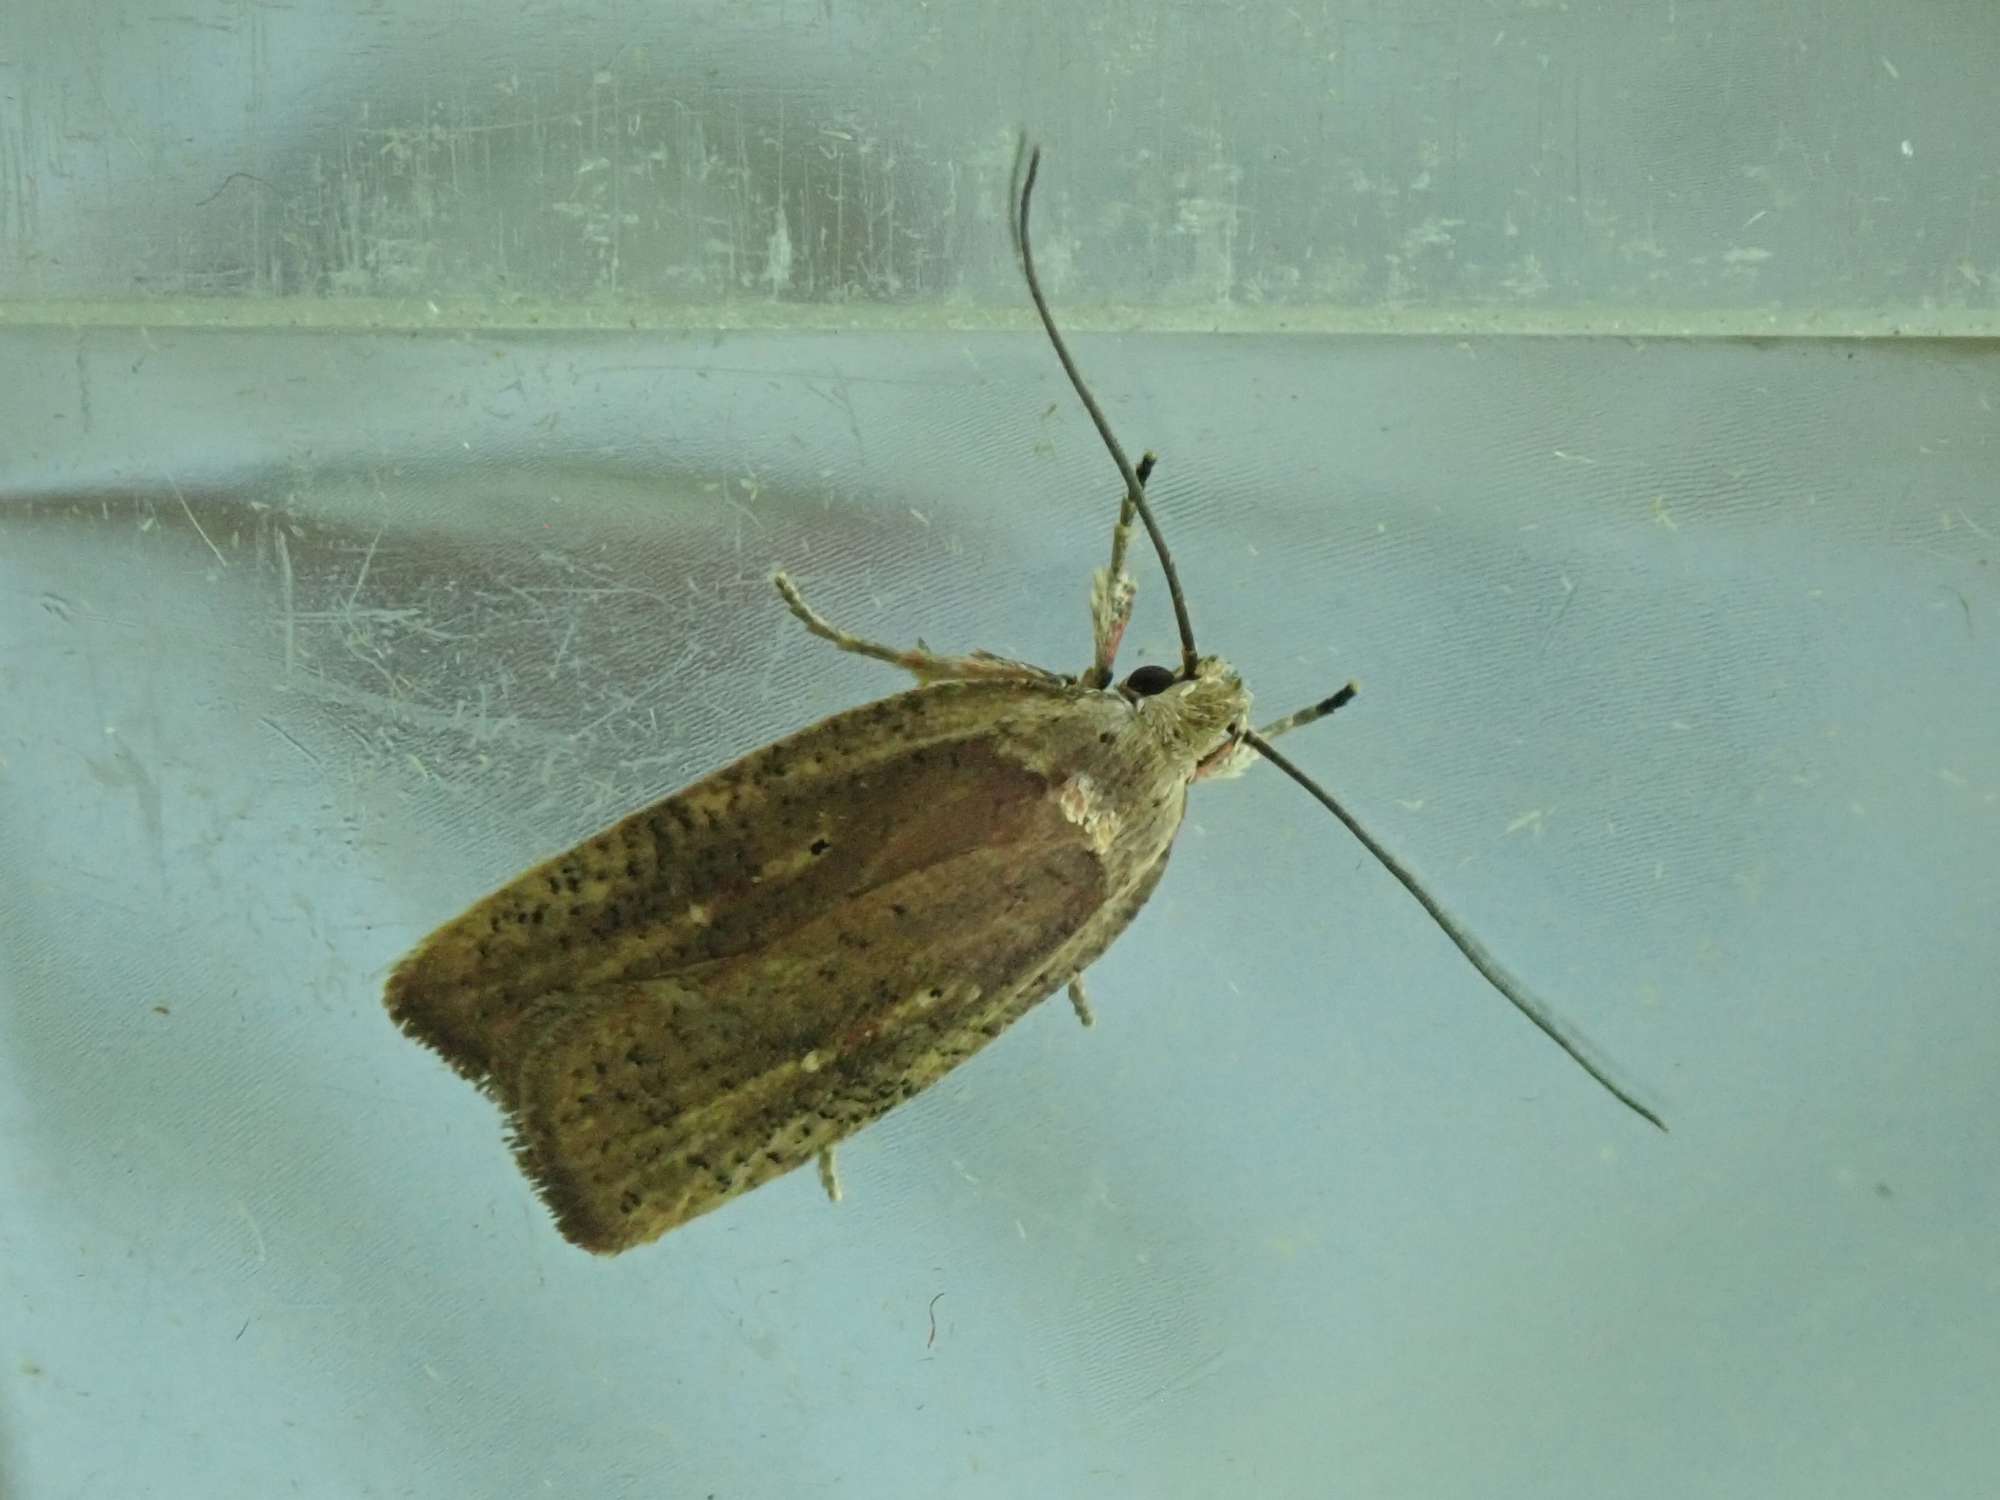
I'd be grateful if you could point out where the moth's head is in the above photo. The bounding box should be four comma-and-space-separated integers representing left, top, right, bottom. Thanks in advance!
1117, 653, 1250, 765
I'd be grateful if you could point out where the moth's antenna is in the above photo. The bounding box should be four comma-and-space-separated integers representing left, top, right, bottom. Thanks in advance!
1011, 138, 1200, 679
1243, 728, 1668, 1133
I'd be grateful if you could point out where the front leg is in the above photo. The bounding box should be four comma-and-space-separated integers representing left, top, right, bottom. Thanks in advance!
1084, 451, 1157, 687
773, 573, 1060, 686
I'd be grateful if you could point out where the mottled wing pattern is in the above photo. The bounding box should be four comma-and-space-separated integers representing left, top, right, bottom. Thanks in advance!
388, 681, 1095, 1079
499, 833, 1167, 1251
386, 678, 1183, 1251
502, 841, 1174, 1252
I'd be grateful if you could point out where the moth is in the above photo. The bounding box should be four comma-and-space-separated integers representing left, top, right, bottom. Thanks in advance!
386, 143, 1662, 1255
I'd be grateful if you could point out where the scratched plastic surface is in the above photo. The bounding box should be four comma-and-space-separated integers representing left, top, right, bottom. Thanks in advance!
3, 6, 1999, 1500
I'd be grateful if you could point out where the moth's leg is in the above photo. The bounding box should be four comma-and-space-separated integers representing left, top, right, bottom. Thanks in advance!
1085, 452, 1158, 688
773, 572, 951, 680
775, 572, 1061, 686
1067, 976, 1095, 1029
1257, 683, 1358, 742
816, 1147, 843, 1204
1087, 569, 1136, 688
1198, 682, 1360, 781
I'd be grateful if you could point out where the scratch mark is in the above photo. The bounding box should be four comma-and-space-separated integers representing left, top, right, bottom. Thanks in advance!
195, 171, 273, 208
344, 524, 385, 614
259, 716, 322, 768
275, 531, 296, 676
165, 472, 227, 567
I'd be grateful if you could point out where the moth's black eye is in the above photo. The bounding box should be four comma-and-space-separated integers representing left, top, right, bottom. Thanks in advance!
1123, 664, 1178, 697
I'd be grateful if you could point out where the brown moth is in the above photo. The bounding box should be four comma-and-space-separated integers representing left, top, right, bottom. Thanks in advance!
386, 143, 1662, 1255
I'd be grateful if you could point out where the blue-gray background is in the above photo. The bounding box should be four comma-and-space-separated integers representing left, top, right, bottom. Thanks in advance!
2, 4, 1996, 1497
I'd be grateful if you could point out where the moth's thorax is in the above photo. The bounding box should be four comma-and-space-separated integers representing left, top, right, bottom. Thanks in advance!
1015, 654, 1250, 895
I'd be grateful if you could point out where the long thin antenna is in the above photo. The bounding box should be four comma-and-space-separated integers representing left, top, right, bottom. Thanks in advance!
1011, 139, 1199, 678
1243, 729, 1667, 1132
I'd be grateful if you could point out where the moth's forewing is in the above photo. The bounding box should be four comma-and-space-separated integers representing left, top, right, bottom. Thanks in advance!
389, 681, 1091, 1077
505, 837, 1173, 1252
386, 676, 1192, 1251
